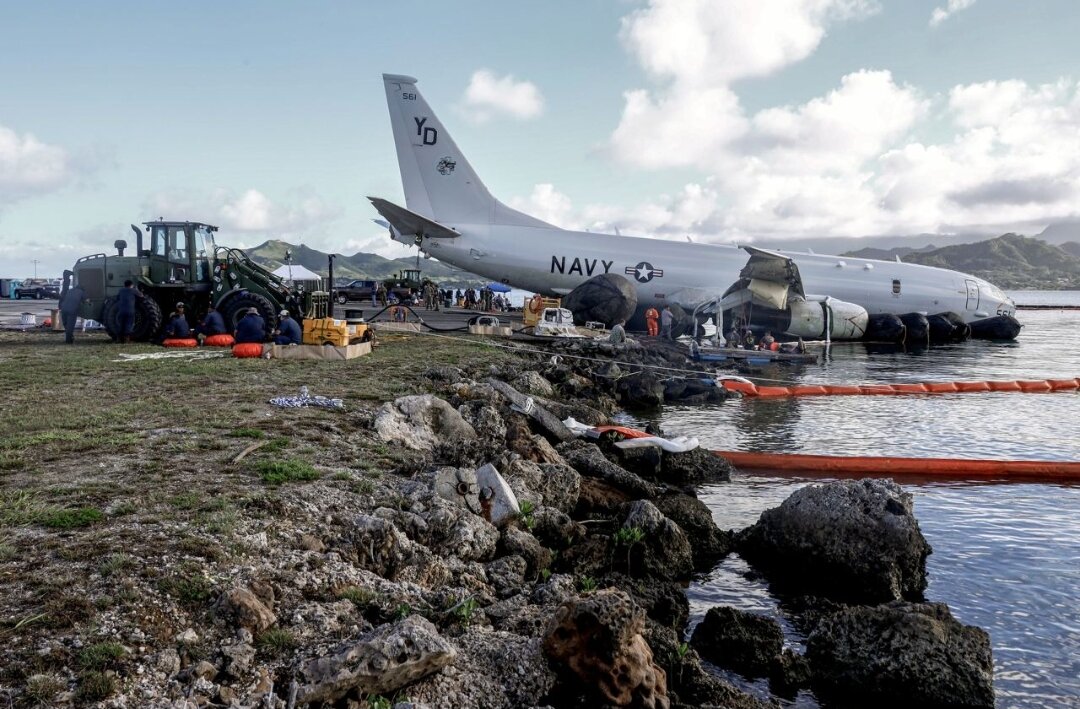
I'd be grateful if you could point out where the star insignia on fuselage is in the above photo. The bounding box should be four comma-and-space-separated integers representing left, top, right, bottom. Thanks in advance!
626, 261, 664, 283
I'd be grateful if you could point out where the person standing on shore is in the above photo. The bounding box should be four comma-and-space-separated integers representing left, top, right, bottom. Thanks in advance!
660, 305, 673, 340
644, 306, 659, 337
115, 280, 142, 344
60, 284, 86, 344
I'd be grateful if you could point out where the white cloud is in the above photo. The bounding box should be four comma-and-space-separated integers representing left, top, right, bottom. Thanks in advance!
620, 0, 879, 86
598, 0, 1080, 242
0, 124, 79, 203
930, 0, 977, 28
459, 70, 544, 124
508, 183, 575, 227
143, 187, 342, 237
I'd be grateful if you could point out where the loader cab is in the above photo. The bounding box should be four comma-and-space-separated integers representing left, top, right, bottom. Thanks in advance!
144, 221, 217, 285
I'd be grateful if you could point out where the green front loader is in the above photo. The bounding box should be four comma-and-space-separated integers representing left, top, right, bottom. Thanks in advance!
63, 220, 328, 341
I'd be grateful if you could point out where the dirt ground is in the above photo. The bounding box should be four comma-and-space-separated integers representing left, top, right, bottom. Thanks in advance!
0, 328, 514, 706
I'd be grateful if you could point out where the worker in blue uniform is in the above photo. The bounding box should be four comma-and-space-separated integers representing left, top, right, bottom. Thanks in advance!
273, 309, 302, 345
199, 304, 227, 336
115, 280, 142, 343
234, 307, 266, 343
163, 303, 191, 338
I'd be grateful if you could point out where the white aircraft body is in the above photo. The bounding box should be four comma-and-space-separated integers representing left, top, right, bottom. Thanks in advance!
370, 73, 1018, 340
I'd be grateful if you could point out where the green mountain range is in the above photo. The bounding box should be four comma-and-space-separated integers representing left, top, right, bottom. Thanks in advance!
843, 234, 1080, 289
245, 239, 485, 286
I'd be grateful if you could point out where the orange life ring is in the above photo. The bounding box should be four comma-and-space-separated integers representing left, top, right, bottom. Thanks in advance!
232, 343, 264, 358
528, 294, 544, 314
163, 338, 198, 348
204, 334, 235, 347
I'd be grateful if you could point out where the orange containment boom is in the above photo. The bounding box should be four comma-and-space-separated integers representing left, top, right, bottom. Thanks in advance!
720, 377, 1080, 398
713, 450, 1080, 481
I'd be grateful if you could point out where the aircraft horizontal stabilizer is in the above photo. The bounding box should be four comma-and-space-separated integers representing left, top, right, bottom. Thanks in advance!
367, 197, 460, 240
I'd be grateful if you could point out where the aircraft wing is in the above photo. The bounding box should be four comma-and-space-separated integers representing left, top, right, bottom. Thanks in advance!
738, 246, 806, 297
719, 246, 807, 311
367, 197, 461, 240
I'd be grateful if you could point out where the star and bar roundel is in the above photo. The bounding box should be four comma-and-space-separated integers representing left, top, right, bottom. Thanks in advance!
626, 261, 664, 283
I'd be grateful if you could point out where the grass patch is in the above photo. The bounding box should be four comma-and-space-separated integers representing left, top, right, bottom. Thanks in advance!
232, 428, 265, 439
0, 452, 24, 470
76, 671, 115, 702
338, 585, 380, 609
0, 490, 59, 527
0, 430, 83, 452
169, 492, 202, 510
41, 507, 103, 529
262, 436, 291, 453
97, 553, 132, 578
158, 571, 213, 605
257, 628, 297, 654
78, 642, 125, 670
255, 459, 320, 485
24, 674, 64, 704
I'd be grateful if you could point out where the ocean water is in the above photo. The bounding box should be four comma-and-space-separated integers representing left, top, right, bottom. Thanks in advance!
627, 295, 1080, 708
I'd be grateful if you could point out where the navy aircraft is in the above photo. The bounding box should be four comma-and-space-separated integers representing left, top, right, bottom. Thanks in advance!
369, 73, 1018, 340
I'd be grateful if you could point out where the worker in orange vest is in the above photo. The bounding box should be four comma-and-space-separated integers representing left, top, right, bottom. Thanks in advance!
644, 307, 660, 337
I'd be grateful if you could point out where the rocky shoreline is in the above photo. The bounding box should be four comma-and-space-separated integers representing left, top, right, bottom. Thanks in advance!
1, 335, 994, 708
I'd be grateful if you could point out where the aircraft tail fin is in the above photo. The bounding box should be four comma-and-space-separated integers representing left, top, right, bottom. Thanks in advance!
381, 73, 552, 228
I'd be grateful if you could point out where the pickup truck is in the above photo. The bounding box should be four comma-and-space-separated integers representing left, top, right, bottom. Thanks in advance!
334, 279, 378, 304
14, 279, 60, 300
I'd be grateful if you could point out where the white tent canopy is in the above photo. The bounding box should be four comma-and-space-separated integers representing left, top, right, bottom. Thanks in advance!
270, 264, 322, 282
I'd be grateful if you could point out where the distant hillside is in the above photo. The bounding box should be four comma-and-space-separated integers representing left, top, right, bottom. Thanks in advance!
245, 240, 485, 286
1036, 220, 1080, 245
1060, 242, 1080, 258
898, 234, 1080, 289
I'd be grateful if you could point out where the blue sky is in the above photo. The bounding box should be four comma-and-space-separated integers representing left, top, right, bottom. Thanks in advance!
2, 0, 1079, 277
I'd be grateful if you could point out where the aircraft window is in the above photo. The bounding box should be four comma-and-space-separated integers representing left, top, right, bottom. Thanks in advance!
892, 279, 901, 295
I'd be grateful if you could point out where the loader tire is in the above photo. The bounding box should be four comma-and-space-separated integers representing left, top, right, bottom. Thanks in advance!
103, 294, 163, 342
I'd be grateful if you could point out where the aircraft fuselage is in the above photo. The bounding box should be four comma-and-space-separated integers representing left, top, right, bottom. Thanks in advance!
410, 224, 1017, 323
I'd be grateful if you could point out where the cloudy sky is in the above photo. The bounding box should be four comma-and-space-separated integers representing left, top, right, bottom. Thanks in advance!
2, 0, 1079, 277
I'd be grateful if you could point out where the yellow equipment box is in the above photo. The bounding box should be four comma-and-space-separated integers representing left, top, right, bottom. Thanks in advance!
303, 317, 350, 347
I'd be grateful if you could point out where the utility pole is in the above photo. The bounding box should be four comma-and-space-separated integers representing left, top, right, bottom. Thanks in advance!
32, 259, 40, 278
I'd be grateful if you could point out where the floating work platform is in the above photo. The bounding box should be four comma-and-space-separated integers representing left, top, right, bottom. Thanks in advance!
694, 347, 819, 364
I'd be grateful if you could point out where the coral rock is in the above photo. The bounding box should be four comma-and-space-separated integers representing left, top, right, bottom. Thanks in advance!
543, 588, 669, 708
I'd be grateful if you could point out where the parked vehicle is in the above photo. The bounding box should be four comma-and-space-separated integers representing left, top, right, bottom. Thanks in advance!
335, 279, 378, 304
14, 279, 60, 300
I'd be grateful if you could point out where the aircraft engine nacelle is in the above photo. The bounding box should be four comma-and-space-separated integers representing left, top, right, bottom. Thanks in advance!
786, 298, 868, 340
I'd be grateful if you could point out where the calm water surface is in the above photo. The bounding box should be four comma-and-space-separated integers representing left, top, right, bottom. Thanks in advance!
628, 298, 1080, 708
